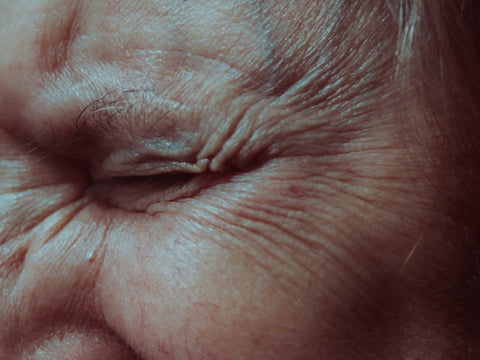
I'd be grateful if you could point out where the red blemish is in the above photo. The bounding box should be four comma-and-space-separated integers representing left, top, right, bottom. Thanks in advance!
288, 184, 300, 194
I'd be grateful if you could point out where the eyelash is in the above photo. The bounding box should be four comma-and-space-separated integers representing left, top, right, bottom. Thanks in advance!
85, 171, 206, 212
109, 172, 196, 189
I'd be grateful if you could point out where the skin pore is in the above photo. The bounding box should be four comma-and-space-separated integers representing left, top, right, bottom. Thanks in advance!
1, 1, 480, 359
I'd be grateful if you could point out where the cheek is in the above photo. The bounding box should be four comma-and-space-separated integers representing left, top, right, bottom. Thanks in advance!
87, 162, 326, 359
96, 210, 323, 360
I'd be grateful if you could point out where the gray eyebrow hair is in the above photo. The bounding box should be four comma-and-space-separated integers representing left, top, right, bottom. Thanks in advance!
74, 88, 158, 136
47, 87, 164, 160
66, 84, 202, 167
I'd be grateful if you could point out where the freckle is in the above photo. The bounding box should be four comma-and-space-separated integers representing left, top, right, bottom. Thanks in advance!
288, 184, 300, 194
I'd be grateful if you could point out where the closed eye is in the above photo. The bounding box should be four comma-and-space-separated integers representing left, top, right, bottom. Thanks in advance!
108, 172, 197, 189
87, 170, 214, 213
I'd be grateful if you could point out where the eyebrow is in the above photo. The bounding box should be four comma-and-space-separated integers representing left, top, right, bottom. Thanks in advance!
57, 84, 206, 166
39, 88, 159, 160
74, 88, 158, 135
70, 86, 178, 153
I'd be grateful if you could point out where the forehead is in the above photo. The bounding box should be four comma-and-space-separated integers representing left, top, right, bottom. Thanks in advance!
31, 0, 391, 82
0, 0, 397, 167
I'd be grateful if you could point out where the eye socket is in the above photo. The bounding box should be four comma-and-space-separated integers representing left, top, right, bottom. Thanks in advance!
87, 171, 213, 213
109, 172, 197, 189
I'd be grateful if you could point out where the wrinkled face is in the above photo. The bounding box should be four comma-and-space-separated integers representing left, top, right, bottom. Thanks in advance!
0, 1, 475, 359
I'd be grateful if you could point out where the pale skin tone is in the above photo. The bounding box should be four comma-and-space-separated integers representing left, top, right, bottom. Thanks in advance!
0, 1, 478, 359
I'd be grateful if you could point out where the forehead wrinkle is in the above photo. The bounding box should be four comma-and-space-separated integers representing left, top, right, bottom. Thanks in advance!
35, 1, 85, 76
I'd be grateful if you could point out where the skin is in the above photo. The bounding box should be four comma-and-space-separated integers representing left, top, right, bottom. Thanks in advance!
0, 1, 478, 359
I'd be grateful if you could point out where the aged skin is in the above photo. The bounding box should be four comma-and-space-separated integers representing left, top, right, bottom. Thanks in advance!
0, 0, 479, 359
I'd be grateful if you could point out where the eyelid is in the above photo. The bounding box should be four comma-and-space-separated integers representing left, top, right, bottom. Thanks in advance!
107, 172, 197, 188
89, 150, 211, 181
88, 170, 214, 213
